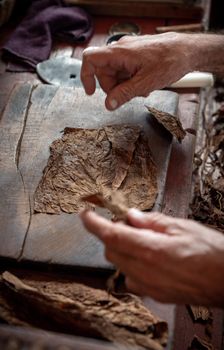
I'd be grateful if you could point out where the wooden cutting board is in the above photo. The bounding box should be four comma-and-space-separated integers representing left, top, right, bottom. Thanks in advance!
0, 83, 178, 269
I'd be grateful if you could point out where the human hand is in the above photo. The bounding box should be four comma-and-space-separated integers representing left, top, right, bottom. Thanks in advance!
81, 32, 193, 110
80, 209, 224, 306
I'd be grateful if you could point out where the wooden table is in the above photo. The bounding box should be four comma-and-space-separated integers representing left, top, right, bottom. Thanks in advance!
0, 7, 223, 350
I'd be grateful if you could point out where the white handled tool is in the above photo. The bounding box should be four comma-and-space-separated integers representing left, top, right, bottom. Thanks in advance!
170, 72, 214, 88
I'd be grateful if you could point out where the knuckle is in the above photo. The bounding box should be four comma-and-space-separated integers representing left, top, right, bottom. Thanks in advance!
82, 50, 91, 62
117, 35, 131, 44
120, 84, 135, 101
83, 46, 99, 55
168, 219, 187, 234
82, 50, 88, 58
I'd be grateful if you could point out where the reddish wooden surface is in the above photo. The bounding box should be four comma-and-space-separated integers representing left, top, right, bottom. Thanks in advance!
74, 15, 164, 59
162, 92, 199, 219
65, 0, 203, 20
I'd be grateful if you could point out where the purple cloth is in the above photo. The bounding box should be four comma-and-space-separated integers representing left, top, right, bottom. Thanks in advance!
2, 0, 93, 71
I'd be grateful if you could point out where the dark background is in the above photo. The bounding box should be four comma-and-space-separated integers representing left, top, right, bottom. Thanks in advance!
210, 0, 224, 29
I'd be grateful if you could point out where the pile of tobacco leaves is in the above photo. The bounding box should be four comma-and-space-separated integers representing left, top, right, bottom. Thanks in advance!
189, 83, 224, 233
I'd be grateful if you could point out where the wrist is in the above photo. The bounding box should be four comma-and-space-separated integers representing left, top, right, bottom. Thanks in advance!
183, 33, 224, 75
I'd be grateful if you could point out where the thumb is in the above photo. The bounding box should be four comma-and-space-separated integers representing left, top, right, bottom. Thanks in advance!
105, 76, 140, 110
127, 209, 175, 233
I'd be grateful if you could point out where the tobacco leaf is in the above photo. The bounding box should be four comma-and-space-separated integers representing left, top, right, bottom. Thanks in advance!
188, 305, 211, 322
82, 191, 128, 221
34, 125, 157, 214
119, 132, 158, 209
188, 335, 214, 350
146, 106, 186, 142
0, 272, 168, 350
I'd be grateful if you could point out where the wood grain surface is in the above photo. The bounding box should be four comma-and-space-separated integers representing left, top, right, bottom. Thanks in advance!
0, 85, 178, 268
0, 83, 32, 259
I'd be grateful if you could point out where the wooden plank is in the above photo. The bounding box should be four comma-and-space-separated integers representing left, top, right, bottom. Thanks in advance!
10, 86, 177, 268
162, 92, 224, 349
0, 83, 33, 259
65, 0, 203, 19
162, 92, 199, 218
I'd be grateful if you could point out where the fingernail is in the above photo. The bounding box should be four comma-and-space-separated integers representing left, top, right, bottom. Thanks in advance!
110, 99, 118, 110
128, 208, 145, 219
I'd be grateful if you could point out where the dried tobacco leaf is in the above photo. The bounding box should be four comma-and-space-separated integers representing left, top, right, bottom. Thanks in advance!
34, 125, 157, 214
82, 191, 128, 221
0, 272, 168, 350
190, 86, 224, 233
188, 305, 211, 322
146, 106, 186, 142
189, 335, 214, 350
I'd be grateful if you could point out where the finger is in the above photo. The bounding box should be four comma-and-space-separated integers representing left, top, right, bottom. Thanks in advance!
80, 209, 146, 246
81, 46, 123, 96
127, 209, 184, 234
80, 210, 168, 256
81, 47, 101, 95
95, 68, 131, 94
105, 75, 141, 110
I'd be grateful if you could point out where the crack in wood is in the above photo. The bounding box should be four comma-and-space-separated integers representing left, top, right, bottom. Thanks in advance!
16, 85, 60, 261
17, 172, 33, 262
15, 85, 38, 261
15, 85, 37, 167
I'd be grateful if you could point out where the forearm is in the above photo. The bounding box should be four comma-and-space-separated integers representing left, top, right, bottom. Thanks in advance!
184, 33, 224, 76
